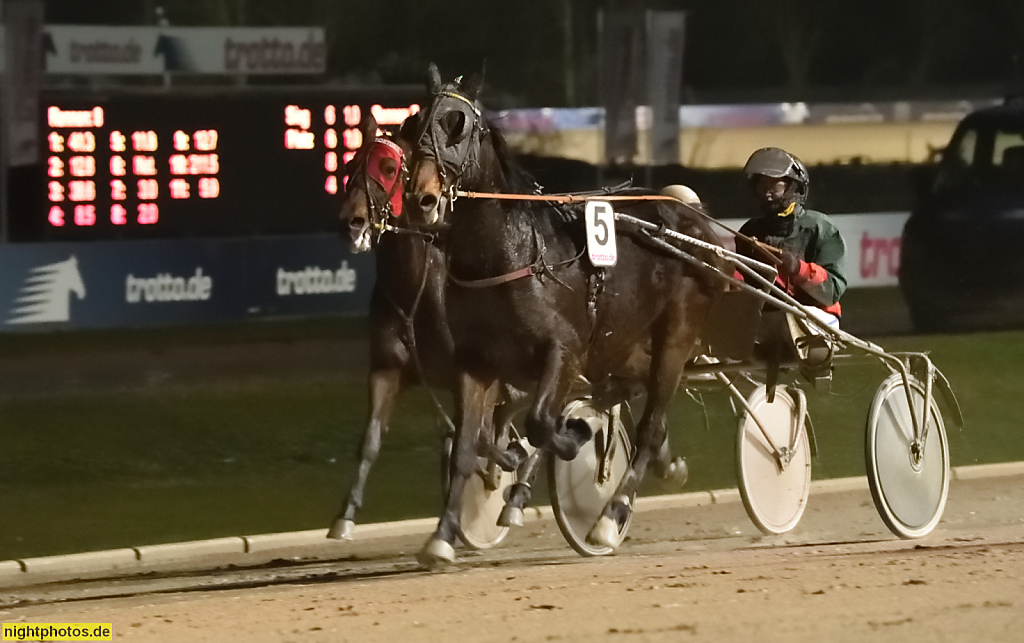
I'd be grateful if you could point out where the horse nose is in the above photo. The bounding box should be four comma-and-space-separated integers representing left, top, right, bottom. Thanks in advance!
418, 193, 438, 213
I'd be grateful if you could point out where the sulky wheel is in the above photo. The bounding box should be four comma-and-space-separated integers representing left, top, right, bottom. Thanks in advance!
548, 399, 635, 557
736, 385, 812, 535
458, 457, 518, 550
866, 372, 949, 539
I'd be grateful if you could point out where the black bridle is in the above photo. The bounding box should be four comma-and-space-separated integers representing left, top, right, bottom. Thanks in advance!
412, 84, 489, 205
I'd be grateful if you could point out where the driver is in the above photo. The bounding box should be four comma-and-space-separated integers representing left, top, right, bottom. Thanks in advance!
737, 147, 847, 327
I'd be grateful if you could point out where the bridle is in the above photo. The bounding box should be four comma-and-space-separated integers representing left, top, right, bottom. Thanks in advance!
345, 136, 408, 237
412, 85, 489, 207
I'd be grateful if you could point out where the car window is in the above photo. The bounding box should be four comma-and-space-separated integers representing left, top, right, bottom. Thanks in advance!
954, 129, 977, 165
933, 127, 978, 192
934, 120, 1024, 192
993, 130, 1024, 170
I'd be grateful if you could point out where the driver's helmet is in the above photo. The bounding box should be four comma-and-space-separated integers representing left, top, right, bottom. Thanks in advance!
744, 147, 810, 208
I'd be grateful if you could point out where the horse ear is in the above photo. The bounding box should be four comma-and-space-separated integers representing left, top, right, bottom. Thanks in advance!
398, 112, 420, 146
461, 68, 485, 101
427, 62, 442, 93
359, 113, 379, 149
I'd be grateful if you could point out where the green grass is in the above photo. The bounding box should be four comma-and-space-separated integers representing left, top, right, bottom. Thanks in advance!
0, 376, 452, 560
1, 315, 1021, 561
0, 315, 370, 357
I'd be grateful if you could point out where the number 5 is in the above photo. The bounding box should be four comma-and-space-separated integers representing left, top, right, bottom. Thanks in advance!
591, 206, 609, 245
585, 200, 618, 267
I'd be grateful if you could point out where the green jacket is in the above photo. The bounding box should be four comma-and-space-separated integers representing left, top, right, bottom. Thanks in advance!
738, 205, 848, 312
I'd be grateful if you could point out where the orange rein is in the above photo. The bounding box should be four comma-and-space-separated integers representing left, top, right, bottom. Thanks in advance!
452, 189, 782, 266
455, 190, 682, 203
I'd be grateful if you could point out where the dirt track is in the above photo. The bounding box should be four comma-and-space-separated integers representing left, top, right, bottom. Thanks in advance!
2, 472, 1022, 642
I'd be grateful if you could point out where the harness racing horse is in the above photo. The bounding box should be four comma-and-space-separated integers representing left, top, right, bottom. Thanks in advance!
329, 113, 526, 543
407, 64, 728, 567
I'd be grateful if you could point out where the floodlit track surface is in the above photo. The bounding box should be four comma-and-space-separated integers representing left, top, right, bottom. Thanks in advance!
2, 473, 1022, 642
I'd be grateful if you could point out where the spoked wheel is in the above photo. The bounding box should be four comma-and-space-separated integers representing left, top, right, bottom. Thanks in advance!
866, 372, 949, 539
548, 399, 635, 557
442, 406, 529, 551
736, 385, 812, 535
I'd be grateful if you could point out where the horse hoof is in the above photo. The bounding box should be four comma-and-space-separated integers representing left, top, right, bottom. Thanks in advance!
663, 457, 689, 487
587, 516, 621, 550
564, 418, 593, 448
416, 539, 456, 569
498, 505, 524, 528
549, 419, 593, 461
326, 519, 355, 541
498, 441, 529, 472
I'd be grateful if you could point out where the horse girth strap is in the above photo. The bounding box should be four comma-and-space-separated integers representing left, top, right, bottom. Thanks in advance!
448, 264, 537, 288
448, 227, 581, 290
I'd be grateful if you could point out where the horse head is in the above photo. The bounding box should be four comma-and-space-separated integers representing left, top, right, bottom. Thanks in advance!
64, 255, 86, 299
408, 63, 489, 228
338, 113, 416, 253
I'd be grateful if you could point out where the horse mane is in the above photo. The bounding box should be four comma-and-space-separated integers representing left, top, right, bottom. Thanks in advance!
483, 118, 658, 201
483, 116, 679, 229
485, 116, 540, 194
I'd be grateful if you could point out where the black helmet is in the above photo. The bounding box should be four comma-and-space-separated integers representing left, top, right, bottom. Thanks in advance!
744, 147, 810, 204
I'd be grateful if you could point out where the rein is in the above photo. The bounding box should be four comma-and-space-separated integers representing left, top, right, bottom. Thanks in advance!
456, 190, 681, 203
453, 188, 781, 267
379, 233, 458, 438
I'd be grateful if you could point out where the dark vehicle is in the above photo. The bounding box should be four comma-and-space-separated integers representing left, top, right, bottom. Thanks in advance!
900, 97, 1024, 331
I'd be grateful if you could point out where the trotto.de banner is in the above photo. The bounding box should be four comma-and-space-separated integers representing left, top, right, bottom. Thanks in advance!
42, 25, 326, 75
0, 213, 906, 332
0, 234, 373, 331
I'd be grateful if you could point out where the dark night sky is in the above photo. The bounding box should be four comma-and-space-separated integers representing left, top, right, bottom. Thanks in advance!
37, 0, 1024, 107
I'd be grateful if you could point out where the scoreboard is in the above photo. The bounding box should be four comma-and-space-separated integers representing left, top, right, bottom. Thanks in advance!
6, 89, 422, 241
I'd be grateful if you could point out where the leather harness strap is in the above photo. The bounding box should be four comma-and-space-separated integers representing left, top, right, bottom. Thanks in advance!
456, 190, 679, 203
447, 225, 583, 290
448, 264, 538, 288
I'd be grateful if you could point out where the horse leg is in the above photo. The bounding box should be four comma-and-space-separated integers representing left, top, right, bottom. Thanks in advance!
587, 400, 675, 549
651, 435, 689, 487
476, 426, 529, 474
417, 371, 493, 568
498, 448, 545, 527
327, 368, 402, 540
471, 382, 524, 488
589, 327, 699, 548
485, 385, 540, 526
526, 343, 591, 461
475, 386, 533, 472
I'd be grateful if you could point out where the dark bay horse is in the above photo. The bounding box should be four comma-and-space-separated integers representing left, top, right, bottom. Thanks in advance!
407, 65, 728, 566
329, 113, 525, 541
327, 112, 456, 540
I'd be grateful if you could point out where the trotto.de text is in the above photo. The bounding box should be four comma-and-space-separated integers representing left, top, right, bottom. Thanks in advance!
125, 267, 213, 303
276, 262, 357, 296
